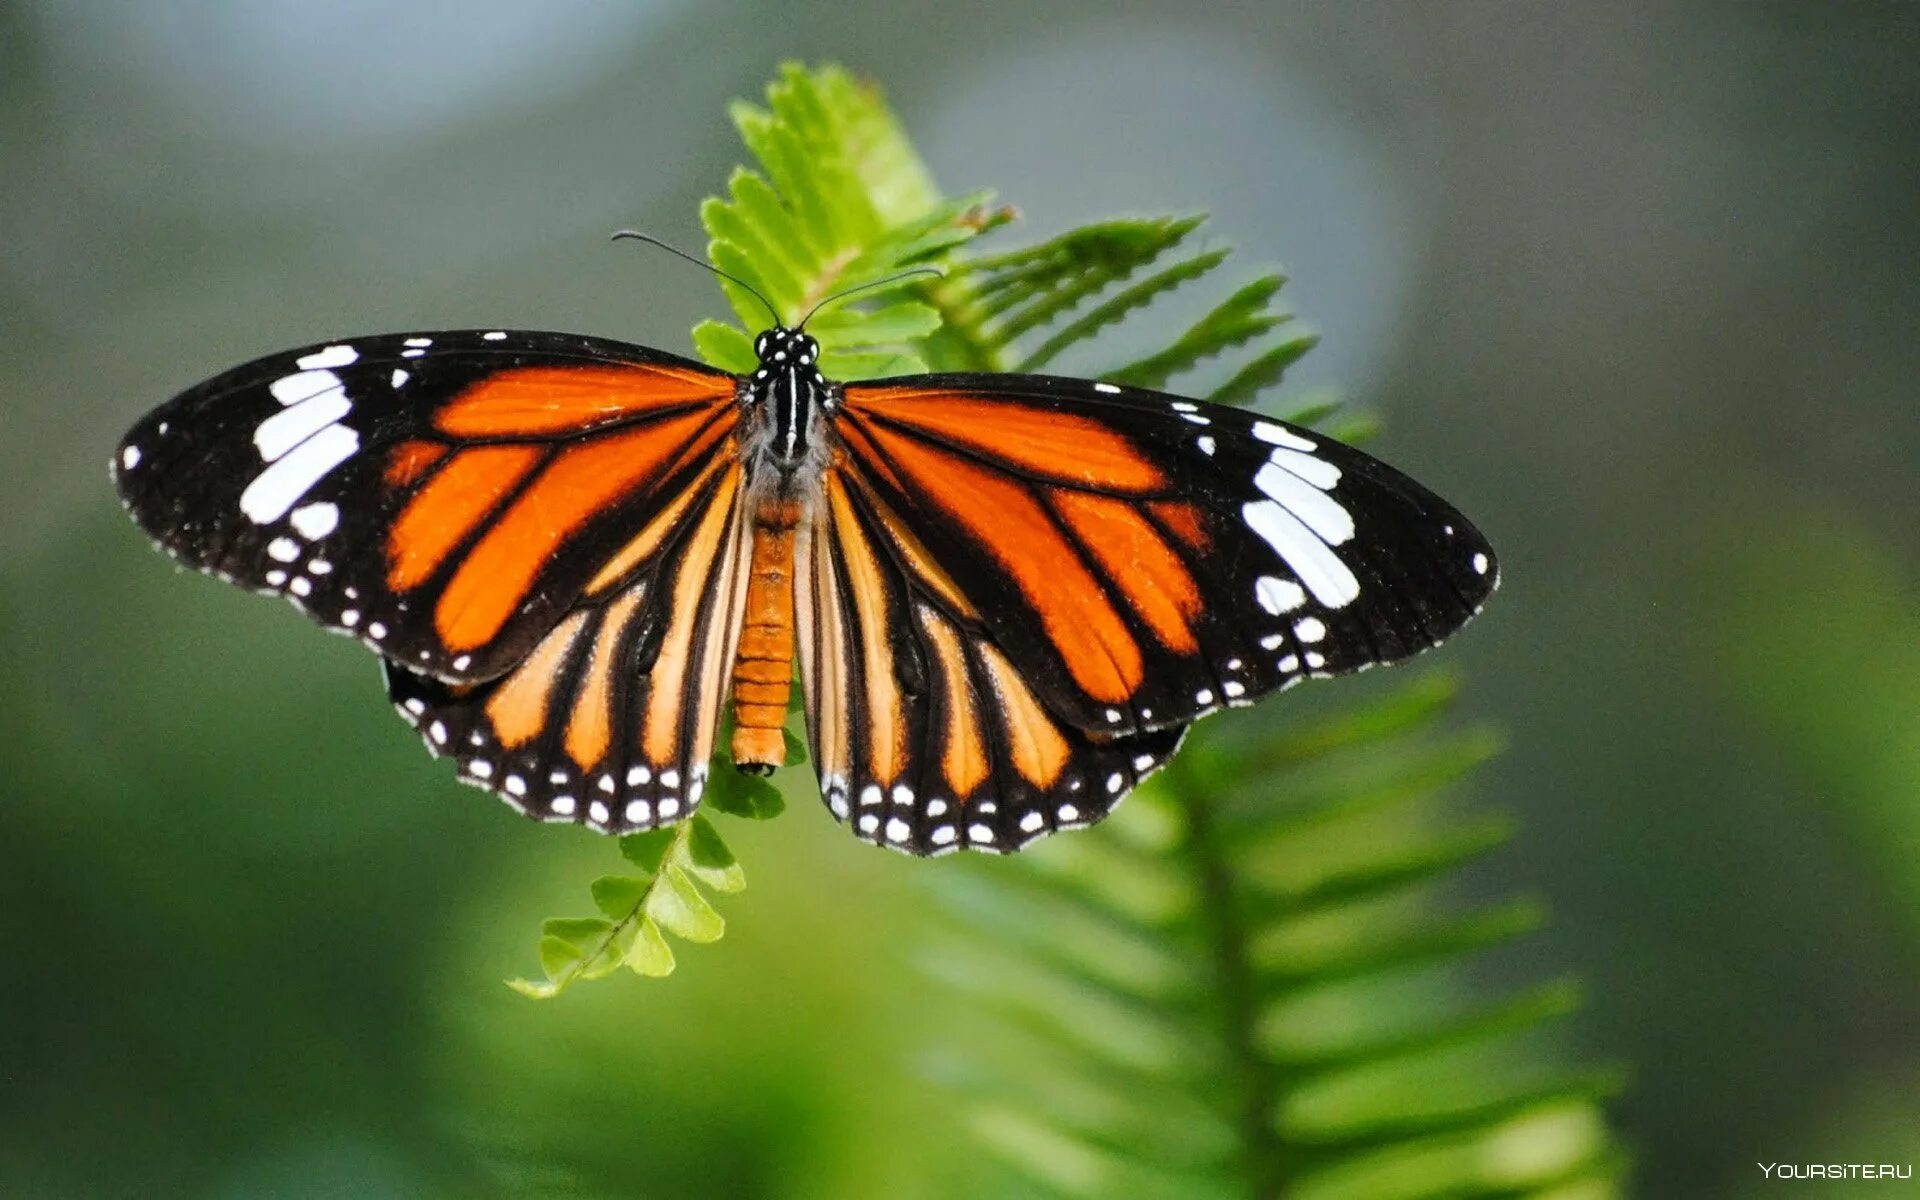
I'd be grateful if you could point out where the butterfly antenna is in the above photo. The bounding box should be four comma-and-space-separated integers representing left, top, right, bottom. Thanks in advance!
797, 266, 945, 330
610, 229, 783, 328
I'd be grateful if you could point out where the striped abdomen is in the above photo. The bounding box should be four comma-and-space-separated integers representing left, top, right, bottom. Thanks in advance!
729, 495, 801, 773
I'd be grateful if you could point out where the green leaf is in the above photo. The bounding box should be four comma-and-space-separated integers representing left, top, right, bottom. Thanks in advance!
590, 874, 651, 920
690, 319, 757, 373
781, 726, 808, 767
703, 768, 787, 820
648, 864, 726, 943
618, 828, 677, 874
685, 817, 746, 894
624, 917, 677, 977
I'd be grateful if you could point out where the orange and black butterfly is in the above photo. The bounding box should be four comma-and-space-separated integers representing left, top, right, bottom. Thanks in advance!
113, 259, 1497, 856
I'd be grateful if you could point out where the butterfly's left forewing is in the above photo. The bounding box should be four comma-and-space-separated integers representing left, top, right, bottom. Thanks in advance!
113, 330, 740, 683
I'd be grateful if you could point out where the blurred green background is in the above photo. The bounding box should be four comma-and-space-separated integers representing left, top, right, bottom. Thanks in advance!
4, 3, 1918, 1197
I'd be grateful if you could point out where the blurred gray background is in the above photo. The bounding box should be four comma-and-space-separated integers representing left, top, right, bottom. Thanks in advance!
4, 2, 1918, 1197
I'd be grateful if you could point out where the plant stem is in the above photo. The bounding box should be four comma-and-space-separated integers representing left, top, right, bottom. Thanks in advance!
1171, 756, 1285, 1198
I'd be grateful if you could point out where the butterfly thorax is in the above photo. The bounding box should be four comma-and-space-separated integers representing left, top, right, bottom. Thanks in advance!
740, 326, 833, 479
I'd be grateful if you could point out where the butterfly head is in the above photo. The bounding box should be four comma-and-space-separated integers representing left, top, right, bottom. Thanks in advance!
752, 327, 819, 374
746, 327, 829, 471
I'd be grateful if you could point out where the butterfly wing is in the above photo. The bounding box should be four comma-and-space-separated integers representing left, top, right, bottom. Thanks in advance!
115, 329, 751, 829
113, 330, 739, 682
834, 375, 1498, 739
383, 458, 750, 830
796, 467, 1187, 855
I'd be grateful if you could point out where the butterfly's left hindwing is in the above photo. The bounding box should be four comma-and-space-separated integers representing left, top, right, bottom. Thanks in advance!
113, 330, 738, 683
384, 461, 751, 831
835, 375, 1498, 739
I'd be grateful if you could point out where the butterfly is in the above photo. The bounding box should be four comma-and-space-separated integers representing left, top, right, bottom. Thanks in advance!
112, 245, 1497, 856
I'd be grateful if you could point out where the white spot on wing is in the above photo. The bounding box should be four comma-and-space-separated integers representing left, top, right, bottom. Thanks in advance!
1252, 420, 1315, 451
403, 337, 432, 348
390, 369, 410, 388
1241, 500, 1361, 608
268, 369, 340, 407
289, 501, 339, 539
240, 424, 359, 524
296, 344, 357, 370
267, 537, 301, 563
482, 331, 507, 341
1293, 616, 1327, 643
121, 445, 141, 469
1254, 463, 1353, 544
1473, 552, 1490, 575
1197, 435, 1216, 456
1255, 575, 1307, 615
1093, 382, 1120, 394
1267, 446, 1341, 489
1019, 811, 1044, 833
255, 388, 350, 462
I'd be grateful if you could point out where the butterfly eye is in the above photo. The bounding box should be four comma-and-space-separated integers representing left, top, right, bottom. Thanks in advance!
799, 336, 818, 363
754, 333, 771, 357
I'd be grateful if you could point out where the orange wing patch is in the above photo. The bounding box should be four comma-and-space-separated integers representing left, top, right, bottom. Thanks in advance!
856, 392, 1167, 492
846, 471, 979, 620
484, 609, 590, 748
563, 586, 646, 770
1149, 500, 1210, 552
385, 439, 449, 487
434, 409, 719, 652
388, 445, 543, 591
641, 466, 743, 766
825, 474, 911, 782
919, 606, 990, 796
857, 421, 1144, 704
975, 641, 1072, 790
435, 364, 733, 439
1053, 490, 1201, 654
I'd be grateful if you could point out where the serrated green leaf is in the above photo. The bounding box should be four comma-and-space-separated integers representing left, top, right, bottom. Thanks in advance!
685, 816, 747, 894
1106, 277, 1285, 389
1019, 250, 1228, 372
648, 864, 726, 943
1209, 332, 1319, 407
